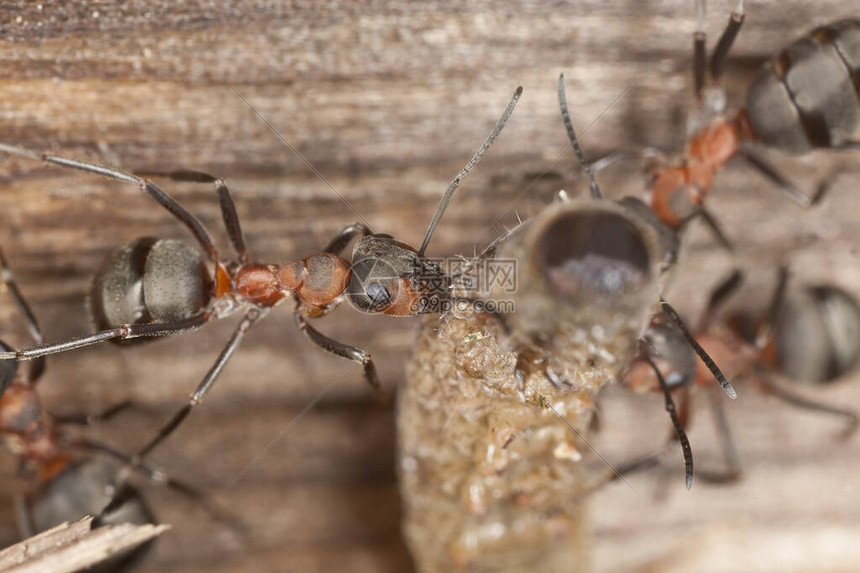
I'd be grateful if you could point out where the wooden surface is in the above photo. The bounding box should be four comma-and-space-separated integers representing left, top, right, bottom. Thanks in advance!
0, 517, 168, 573
0, 1, 859, 572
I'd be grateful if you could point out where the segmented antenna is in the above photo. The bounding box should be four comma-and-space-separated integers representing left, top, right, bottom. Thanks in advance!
417, 86, 524, 257
709, 0, 746, 82
694, 0, 707, 96
661, 298, 738, 399
557, 74, 602, 200
643, 355, 694, 490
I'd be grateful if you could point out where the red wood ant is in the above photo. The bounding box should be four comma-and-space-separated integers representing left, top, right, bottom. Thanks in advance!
621, 266, 859, 483
541, 74, 742, 490
591, 2, 858, 252
0, 87, 522, 466
0, 248, 232, 571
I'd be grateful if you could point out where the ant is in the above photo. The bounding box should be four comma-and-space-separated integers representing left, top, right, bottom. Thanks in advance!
0, 248, 234, 572
621, 266, 859, 484
0, 87, 522, 468
487, 73, 739, 491
590, 2, 858, 255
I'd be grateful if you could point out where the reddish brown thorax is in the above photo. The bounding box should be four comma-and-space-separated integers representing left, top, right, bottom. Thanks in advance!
232, 253, 352, 312
649, 112, 750, 229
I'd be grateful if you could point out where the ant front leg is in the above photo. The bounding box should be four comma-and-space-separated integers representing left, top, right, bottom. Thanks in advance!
294, 314, 388, 402
0, 313, 212, 362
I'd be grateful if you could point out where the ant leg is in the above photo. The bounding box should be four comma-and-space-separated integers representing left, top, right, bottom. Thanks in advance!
51, 399, 156, 426
754, 266, 789, 350
697, 266, 745, 332
77, 438, 246, 535
0, 313, 212, 362
810, 169, 840, 206
0, 248, 46, 384
322, 223, 373, 256
0, 144, 220, 262
596, 384, 689, 490
589, 147, 663, 173
661, 298, 737, 399
696, 206, 735, 254
13, 493, 35, 538
709, 0, 745, 83
697, 386, 742, 483
692, 208, 746, 331
755, 376, 858, 439
739, 146, 813, 207
145, 170, 250, 263
132, 309, 263, 461
294, 314, 388, 401
693, 0, 707, 97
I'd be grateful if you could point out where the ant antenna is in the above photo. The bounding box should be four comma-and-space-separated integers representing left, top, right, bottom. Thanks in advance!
557, 74, 602, 200
660, 298, 738, 399
642, 354, 694, 490
418, 86, 524, 257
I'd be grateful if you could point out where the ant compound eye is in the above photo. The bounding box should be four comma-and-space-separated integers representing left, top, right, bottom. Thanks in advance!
0, 340, 17, 395
347, 256, 402, 314
365, 282, 393, 311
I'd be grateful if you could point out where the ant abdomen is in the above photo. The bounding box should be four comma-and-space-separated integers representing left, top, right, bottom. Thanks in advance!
769, 285, 860, 383
746, 19, 860, 152
89, 237, 211, 335
28, 459, 156, 573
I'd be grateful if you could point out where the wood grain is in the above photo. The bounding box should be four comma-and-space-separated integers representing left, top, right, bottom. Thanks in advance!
0, 1, 859, 572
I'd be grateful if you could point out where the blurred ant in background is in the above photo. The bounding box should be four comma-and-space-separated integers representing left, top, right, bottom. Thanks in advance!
588, 2, 858, 258
0, 248, 238, 571
621, 265, 859, 484
552, 73, 742, 490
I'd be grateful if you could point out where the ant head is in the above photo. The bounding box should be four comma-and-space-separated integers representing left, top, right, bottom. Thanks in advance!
347, 235, 448, 316
770, 285, 860, 383
628, 315, 698, 393
0, 339, 18, 395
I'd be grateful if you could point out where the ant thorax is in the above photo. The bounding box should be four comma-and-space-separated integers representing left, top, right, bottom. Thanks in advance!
209, 292, 246, 320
